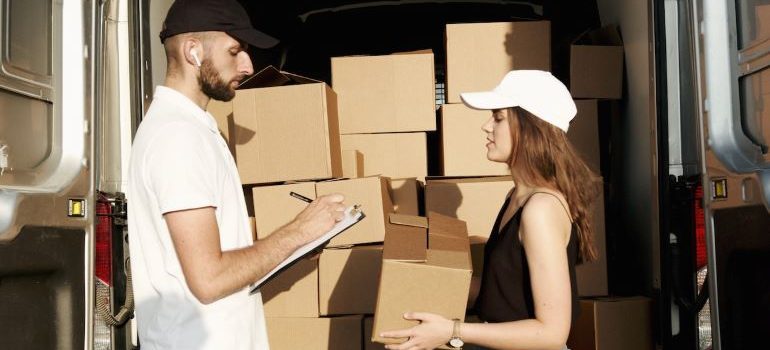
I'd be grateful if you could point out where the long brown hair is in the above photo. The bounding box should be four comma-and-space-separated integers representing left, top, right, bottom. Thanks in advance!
507, 107, 600, 262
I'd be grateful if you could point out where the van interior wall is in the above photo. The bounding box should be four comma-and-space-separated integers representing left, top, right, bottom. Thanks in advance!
596, 0, 658, 297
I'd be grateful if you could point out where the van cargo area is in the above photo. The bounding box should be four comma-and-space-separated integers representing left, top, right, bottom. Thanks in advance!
1, 1, 769, 350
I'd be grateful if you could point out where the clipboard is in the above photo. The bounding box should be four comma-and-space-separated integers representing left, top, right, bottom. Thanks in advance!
250, 205, 365, 294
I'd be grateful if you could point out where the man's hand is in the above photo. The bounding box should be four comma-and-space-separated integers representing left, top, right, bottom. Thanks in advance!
288, 193, 346, 246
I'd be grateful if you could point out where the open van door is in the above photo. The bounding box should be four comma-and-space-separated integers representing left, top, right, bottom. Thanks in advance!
0, 0, 96, 349
665, 0, 770, 349
0, 0, 136, 349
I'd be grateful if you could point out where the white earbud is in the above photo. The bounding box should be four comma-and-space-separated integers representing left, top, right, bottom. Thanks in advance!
191, 50, 201, 67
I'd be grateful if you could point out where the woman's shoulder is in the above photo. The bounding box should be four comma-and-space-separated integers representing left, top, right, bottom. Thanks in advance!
521, 189, 572, 228
529, 187, 569, 208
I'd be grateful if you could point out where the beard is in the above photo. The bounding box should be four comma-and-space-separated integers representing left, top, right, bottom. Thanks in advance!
199, 59, 239, 102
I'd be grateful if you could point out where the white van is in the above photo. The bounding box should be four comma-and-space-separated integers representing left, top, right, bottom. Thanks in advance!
0, 1, 766, 349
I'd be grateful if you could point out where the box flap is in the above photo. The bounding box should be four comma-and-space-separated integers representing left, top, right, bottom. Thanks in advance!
239, 65, 321, 89
389, 213, 428, 228
429, 234, 470, 252
427, 211, 468, 239
426, 249, 472, 270
573, 25, 623, 46
383, 224, 427, 262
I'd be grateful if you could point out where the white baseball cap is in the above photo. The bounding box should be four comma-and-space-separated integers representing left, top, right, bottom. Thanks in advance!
460, 70, 577, 132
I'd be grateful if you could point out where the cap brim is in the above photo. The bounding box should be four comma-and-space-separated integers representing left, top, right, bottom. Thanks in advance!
227, 28, 279, 49
460, 91, 519, 110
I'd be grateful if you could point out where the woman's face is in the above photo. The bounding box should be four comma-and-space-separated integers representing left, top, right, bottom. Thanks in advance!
481, 108, 516, 163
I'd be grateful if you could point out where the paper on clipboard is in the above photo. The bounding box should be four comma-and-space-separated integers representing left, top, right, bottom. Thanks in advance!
250, 205, 365, 294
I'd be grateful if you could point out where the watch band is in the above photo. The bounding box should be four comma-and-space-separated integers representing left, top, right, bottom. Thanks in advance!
452, 318, 461, 338
449, 318, 464, 348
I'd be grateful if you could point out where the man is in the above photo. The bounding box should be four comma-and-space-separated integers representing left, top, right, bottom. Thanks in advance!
127, 0, 346, 349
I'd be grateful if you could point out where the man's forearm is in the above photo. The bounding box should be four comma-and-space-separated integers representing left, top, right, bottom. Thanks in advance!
194, 222, 306, 303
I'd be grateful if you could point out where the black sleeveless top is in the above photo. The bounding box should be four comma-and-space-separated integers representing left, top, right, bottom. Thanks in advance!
474, 192, 580, 325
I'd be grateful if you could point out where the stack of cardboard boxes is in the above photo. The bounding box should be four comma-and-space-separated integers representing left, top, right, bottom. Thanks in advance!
333, 51, 433, 181
210, 49, 436, 349
564, 25, 654, 350
207, 18, 650, 350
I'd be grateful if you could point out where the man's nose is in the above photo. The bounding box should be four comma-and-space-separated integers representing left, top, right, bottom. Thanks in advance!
238, 51, 254, 76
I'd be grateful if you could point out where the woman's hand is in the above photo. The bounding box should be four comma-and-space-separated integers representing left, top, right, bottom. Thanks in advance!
380, 312, 454, 350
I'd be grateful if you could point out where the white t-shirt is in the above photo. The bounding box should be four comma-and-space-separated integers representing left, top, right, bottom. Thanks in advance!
127, 86, 269, 350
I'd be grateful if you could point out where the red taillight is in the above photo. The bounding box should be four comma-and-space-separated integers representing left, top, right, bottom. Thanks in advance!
96, 197, 112, 286
694, 184, 708, 270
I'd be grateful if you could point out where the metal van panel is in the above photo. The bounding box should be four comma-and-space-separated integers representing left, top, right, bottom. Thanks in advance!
4, 0, 53, 77
0, 227, 86, 350
0, 90, 53, 173
0, 0, 55, 101
0, 0, 90, 238
735, 0, 770, 50
711, 205, 770, 349
0, 1, 95, 347
700, 0, 770, 209
0, 0, 85, 192
700, 0, 765, 173
705, 151, 765, 209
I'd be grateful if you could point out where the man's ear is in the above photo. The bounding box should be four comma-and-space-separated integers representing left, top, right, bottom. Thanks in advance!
182, 38, 202, 68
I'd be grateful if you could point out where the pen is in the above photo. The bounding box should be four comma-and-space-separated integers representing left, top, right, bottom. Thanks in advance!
289, 191, 313, 203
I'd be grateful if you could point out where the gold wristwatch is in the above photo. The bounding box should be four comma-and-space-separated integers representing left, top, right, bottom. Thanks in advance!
449, 318, 464, 348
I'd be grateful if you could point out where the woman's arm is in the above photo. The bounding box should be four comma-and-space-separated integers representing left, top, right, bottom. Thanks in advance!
463, 194, 573, 349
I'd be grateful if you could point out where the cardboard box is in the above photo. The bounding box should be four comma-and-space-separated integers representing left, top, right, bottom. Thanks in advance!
575, 185, 608, 297
568, 100, 601, 175
319, 245, 383, 315
570, 26, 624, 99
332, 51, 436, 134
266, 316, 363, 350
249, 217, 256, 241
207, 99, 235, 155
261, 258, 319, 318
372, 212, 472, 345
388, 178, 422, 216
252, 182, 316, 240
425, 176, 514, 238
341, 149, 364, 178
364, 317, 387, 350
440, 104, 511, 176
469, 236, 487, 277
232, 66, 342, 184
340, 133, 427, 180
315, 176, 395, 246
446, 21, 551, 103
567, 297, 653, 350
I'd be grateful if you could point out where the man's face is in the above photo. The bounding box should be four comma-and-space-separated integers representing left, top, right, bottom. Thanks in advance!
198, 33, 254, 101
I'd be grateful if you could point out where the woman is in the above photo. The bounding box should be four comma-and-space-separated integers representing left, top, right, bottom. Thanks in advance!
380, 70, 600, 350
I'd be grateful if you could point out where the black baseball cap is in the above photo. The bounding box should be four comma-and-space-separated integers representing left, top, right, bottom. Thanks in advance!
159, 0, 279, 49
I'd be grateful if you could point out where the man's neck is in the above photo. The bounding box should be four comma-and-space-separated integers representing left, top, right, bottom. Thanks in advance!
164, 75, 210, 110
